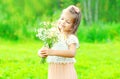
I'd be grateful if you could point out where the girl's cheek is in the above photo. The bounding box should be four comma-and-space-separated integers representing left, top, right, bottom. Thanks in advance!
58, 22, 62, 29
57, 21, 60, 26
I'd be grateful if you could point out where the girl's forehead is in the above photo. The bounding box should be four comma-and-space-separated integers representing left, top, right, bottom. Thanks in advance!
61, 10, 75, 20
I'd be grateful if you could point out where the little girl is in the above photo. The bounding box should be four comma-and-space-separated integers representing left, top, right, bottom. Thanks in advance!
38, 5, 81, 79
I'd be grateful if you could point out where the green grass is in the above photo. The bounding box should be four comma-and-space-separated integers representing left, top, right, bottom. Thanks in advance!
76, 42, 120, 79
0, 40, 120, 79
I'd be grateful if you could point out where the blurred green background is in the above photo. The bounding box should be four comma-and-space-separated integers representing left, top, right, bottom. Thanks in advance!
0, 0, 120, 79
0, 0, 120, 42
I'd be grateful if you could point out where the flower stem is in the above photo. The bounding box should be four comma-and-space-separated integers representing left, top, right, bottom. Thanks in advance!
41, 57, 46, 64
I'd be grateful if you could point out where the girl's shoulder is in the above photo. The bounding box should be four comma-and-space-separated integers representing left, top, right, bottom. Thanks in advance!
67, 34, 80, 48
67, 34, 79, 41
68, 34, 78, 39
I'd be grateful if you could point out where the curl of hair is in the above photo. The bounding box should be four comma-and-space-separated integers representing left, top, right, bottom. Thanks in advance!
68, 5, 81, 34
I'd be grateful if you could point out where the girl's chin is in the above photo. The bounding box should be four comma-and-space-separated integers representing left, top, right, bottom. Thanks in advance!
58, 26, 63, 30
58, 25, 62, 28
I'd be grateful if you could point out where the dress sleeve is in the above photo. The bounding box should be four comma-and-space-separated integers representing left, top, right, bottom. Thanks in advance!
66, 35, 80, 48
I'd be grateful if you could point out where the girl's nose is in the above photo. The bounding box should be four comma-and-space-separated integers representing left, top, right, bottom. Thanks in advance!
61, 20, 65, 25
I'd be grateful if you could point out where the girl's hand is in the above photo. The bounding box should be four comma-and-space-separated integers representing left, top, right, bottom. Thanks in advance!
38, 47, 48, 57
40, 48, 52, 56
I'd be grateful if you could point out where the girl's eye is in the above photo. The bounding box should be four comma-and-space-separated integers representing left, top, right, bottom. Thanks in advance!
66, 21, 70, 24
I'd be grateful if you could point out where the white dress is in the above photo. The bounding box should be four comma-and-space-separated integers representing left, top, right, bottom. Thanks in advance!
47, 34, 79, 79
47, 34, 79, 64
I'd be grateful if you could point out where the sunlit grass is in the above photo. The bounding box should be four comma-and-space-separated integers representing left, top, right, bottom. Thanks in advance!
76, 42, 120, 79
0, 40, 120, 79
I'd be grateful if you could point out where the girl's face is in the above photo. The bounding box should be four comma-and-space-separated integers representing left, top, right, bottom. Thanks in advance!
58, 10, 75, 34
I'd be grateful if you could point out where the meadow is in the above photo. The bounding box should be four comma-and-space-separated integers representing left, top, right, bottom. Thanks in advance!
0, 0, 120, 79
0, 40, 120, 79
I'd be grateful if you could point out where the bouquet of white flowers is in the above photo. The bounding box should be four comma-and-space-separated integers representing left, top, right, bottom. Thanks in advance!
36, 22, 59, 63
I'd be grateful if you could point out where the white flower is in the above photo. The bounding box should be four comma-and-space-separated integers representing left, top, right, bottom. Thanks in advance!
36, 27, 58, 46
36, 22, 59, 64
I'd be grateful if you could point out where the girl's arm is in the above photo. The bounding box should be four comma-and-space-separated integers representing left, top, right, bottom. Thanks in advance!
40, 43, 77, 58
